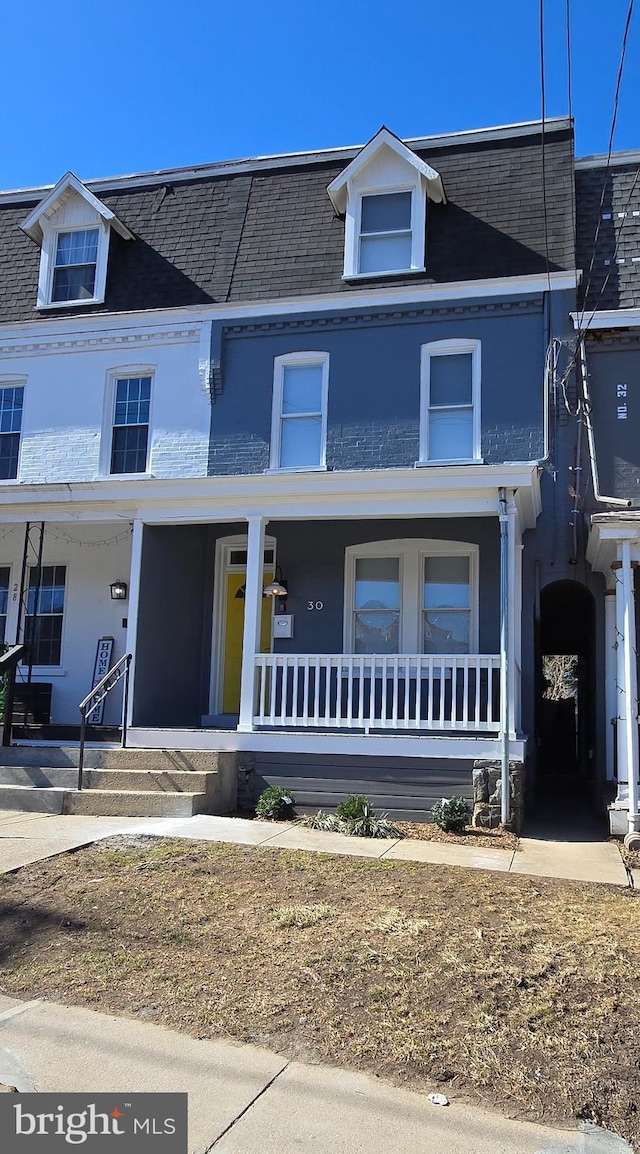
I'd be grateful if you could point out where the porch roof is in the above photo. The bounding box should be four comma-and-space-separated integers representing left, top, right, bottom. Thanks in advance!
0, 463, 542, 529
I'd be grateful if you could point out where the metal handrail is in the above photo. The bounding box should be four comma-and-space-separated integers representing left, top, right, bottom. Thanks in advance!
78, 653, 132, 791
0, 644, 26, 748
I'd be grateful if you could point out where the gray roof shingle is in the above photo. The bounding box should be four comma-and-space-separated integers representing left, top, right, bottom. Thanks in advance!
576, 160, 640, 311
0, 123, 576, 323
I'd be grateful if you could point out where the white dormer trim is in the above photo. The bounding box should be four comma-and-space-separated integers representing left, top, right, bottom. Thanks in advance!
21, 172, 133, 244
327, 128, 445, 281
21, 172, 133, 311
327, 128, 446, 213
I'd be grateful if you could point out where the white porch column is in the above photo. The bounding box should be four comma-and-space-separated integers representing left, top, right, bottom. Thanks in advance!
506, 494, 521, 736
238, 516, 266, 733
124, 519, 144, 729
604, 584, 617, 783
614, 543, 640, 831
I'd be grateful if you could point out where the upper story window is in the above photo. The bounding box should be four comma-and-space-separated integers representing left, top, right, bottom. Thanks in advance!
52, 228, 100, 303
110, 375, 152, 475
270, 353, 329, 471
419, 339, 481, 464
0, 384, 24, 480
21, 172, 133, 311
327, 127, 445, 281
358, 191, 413, 275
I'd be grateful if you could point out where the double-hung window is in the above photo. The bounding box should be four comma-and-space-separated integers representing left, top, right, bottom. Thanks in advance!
420, 340, 481, 463
52, 229, 100, 303
346, 541, 478, 654
0, 385, 24, 479
111, 376, 152, 474
270, 353, 329, 471
24, 565, 66, 666
358, 192, 413, 275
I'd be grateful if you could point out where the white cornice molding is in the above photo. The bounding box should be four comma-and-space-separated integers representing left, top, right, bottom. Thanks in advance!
570, 307, 640, 330
0, 326, 200, 358
0, 270, 580, 350
0, 462, 541, 529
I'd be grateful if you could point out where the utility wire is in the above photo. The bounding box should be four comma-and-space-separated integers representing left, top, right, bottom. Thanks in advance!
539, 0, 553, 293
577, 0, 635, 331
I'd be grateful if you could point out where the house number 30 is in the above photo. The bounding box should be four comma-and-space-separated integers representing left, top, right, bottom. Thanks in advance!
307, 600, 324, 611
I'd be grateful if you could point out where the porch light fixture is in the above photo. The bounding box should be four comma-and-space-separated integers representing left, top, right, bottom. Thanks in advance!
110, 580, 128, 601
263, 567, 288, 612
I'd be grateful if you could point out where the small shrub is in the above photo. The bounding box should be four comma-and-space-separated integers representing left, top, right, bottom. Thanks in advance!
336, 794, 371, 822
347, 812, 403, 839
255, 786, 296, 821
304, 810, 343, 832
430, 796, 472, 834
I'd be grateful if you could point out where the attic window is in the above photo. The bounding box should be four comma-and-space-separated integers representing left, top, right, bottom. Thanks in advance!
52, 229, 99, 302
359, 192, 412, 274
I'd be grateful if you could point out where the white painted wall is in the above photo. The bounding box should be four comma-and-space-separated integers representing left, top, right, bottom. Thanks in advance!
0, 522, 132, 725
0, 320, 210, 484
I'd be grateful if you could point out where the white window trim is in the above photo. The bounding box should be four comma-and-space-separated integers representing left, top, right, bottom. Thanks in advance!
269, 352, 329, 472
343, 181, 426, 280
419, 338, 482, 464
37, 219, 110, 310
343, 538, 479, 654
99, 365, 155, 478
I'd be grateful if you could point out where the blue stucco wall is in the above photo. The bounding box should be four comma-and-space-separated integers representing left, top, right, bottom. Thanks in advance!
209, 294, 546, 474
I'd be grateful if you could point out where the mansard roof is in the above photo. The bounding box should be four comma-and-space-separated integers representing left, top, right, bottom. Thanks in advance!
576, 154, 640, 312
0, 118, 576, 324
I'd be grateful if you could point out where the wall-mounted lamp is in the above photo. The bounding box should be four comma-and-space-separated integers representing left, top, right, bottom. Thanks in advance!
263, 567, 288, 613
110, 580, 128, 601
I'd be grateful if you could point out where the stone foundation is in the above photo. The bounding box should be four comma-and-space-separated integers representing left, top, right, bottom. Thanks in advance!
472, 760, 525, 833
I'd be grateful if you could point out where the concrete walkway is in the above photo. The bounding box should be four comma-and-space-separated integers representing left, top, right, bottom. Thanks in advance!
0, 994, 632, 1153
0, 808, 630, 886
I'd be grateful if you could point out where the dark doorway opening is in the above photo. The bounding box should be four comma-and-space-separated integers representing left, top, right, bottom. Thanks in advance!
536, 581, 596, 814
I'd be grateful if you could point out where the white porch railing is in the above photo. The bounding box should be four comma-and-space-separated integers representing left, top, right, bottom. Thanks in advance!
254, 653, 501, 731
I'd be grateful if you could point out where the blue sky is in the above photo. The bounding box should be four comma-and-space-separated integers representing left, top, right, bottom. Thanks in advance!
2, 0, 638, 190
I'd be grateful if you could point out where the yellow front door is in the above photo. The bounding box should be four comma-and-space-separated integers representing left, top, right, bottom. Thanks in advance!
221, 570, 273, 714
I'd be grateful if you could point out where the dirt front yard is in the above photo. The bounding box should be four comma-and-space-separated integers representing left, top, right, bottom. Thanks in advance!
1, 837, 639, 1148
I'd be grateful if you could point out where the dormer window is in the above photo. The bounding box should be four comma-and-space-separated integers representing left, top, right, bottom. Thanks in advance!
52, 228, 100, 302
359, 191, 413, 275
327, 127, 445, 282
21, 171, 133, 310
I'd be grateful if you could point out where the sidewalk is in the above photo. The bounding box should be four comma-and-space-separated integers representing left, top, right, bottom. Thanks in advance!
0, 809, 630, 886
0, 994, 632, 1153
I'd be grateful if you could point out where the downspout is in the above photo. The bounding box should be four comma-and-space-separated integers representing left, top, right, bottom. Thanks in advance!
499, 487, 510, 825
578, 336, 632, 508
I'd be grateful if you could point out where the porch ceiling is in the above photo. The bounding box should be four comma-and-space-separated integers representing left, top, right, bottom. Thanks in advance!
0, 463, 541, 529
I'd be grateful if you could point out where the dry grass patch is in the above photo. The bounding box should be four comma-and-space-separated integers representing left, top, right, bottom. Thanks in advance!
0, 836, 638, 1149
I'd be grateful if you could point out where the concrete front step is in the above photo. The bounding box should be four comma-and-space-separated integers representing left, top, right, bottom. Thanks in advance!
0, 746, 235, 773
0, 785, 208, 818
0, 766, 216, 793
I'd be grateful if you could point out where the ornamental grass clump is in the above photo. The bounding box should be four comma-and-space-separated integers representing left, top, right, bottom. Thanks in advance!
430, 796, 472, 834
304, 794, 403, 839
255, 786, 296, 821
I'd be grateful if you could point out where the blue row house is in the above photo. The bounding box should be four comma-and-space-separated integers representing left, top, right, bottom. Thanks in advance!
0, 119, 580, 820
